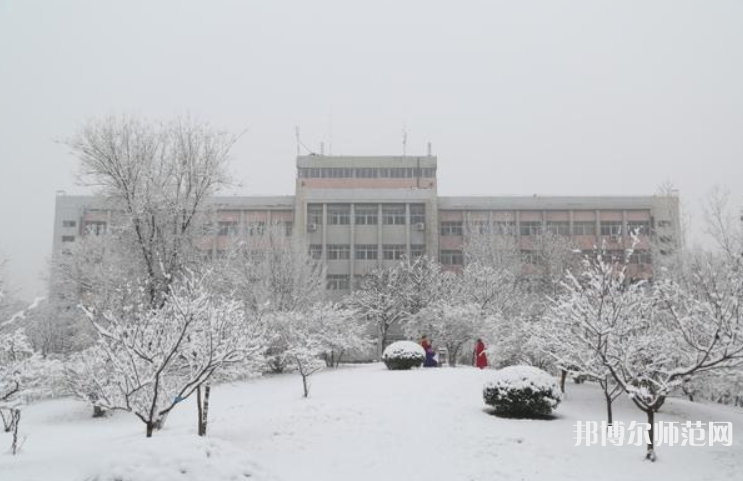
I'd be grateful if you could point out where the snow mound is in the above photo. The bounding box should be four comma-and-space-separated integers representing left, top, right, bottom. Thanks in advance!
82, 434, 277, 481
483, 365, 562, 417
382, 341, 426, 360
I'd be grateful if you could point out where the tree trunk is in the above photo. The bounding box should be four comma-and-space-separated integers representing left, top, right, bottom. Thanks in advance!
92, 405, 106, 418
560, 369, 567, 393
605, 391, 613, 426
645, 410, 656, 461
201, 385, 211, 436
197, 386, 203, 435
146, 421, 154, 438
10, 409, 21, 455
448, 346, 458, 367
302, 373, 309, 398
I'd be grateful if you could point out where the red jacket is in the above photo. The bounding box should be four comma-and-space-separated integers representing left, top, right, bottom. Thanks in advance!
475, 340, 488, 368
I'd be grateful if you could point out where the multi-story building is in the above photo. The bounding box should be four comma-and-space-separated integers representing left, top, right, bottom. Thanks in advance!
53, 154, 681, 293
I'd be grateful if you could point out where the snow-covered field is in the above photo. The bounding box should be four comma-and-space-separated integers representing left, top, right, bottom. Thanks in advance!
2, 364, 742, 481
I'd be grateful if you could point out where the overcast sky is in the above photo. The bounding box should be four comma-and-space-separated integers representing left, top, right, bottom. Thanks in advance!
1, 0, 741, 299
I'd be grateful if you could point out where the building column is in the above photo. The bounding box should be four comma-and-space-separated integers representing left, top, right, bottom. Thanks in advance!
377, 204, 383, 268
569, 210, 574, 241
595, 210, 601, 247
405, 203, 411, 257
350, 204, 356, 291
321, 204, 328, 263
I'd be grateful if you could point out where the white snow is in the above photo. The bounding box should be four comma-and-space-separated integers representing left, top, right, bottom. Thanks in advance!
1, 364, 742, 481
381, 340, 425, 360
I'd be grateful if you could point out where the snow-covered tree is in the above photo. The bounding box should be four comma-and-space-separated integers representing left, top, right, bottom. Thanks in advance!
539, 248, 638, 423
67, 114, 239, 307
0, 271, 58, 454
313, 303, 371, 368
347, 266, 410, 357
219, 228, 325, 315
69, 271, 259, 437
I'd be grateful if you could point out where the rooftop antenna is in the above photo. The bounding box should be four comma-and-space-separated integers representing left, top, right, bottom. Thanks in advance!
402, 127, 408, 157
327, 106, 333, 156
294, 126, 301, 156
294, 126, 316, 155
427, 142, 432, 157
320, 142, 325, 156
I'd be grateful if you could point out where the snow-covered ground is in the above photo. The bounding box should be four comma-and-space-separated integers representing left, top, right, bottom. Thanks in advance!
2, 363, 742, 481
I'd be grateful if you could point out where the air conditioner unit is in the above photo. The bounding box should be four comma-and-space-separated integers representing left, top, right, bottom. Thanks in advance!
307, 223, 318, 232
414, 222, 426, 231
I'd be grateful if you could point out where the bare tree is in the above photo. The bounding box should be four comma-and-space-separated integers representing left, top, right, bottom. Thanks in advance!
67, 114, 239, 307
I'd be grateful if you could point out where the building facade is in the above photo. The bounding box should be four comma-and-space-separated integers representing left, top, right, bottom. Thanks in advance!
53, 154, 681, 292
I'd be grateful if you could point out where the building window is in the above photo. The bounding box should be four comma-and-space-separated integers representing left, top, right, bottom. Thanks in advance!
307, 204, 323, 226
84, 221, 107, 236
355, 244, 378, 260
328, 205, 350, 225
440, 221, 463, 236
419, 167, 436, 178
355, 168, 378, 178
298, 168, 322, 178
218, 221, 239, 236
600, 221, 623, 236
281, 220, 293, 236
380, 167, 415, 178
440, 249, 464, 266
410, 204, 426, 224
62, 220, 77, 228
355, 205, 378, 225
353, 274, 369, 289
309, 244, 322, 259
320, 167, 353, 178
327, 274, 350, 290
245, 221, 265, 236
382, 205, 406, 225
383, 244, 406, 260
521, 250, 542, 265
572, 221, 596, 236
520, 221, 543, 236
61, 235, 75, 243
546, 221, 570, 236
629, 251, 652, 265
657, 220, 673, 228
410, 244, 426, 258
627, 221, 650, 235
470, 220, 489, 235
493, 221, 516, 235
327, 244, 350, 260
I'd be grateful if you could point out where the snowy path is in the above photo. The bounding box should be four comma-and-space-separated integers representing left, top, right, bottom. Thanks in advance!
2, 363, 743, 481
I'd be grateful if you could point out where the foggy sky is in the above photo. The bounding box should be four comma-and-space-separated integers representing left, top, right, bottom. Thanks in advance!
1, 0, 742, 299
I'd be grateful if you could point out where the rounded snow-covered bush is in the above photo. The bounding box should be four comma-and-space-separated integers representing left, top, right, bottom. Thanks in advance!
382, 341, 426, 370
483, 365, 562, 418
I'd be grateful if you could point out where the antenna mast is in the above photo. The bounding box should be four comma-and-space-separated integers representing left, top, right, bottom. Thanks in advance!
402, 127, 408, 157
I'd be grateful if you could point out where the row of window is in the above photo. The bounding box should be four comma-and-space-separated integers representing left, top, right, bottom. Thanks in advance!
307, 204, 425, 226
214, 220, 293, 237
312, 244, 426, 260
439, 220, 652, 237
437, 249, 652, 266
299, 167, 436, 179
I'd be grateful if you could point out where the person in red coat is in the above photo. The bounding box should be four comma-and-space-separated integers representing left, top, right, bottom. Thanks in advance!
474, 338, 488, 369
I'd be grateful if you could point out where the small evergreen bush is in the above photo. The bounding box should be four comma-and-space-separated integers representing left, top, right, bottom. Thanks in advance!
483, 366, 562, 418
382, 341, 426, 370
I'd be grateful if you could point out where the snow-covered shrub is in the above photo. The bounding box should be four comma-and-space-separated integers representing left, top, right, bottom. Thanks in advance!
483, 366, 562, 418
382, 341, 425, 370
